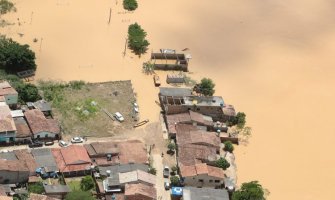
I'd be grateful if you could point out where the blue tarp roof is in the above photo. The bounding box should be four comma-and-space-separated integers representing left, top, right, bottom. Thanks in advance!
171, 187, 183, 196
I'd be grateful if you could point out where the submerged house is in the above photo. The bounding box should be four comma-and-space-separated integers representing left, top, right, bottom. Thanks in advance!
151, 52, 189, 72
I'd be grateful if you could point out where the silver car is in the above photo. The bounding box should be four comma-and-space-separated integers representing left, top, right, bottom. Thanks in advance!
114, 112, 124, 122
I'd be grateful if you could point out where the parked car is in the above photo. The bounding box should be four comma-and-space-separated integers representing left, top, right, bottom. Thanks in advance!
44, 141, 54, 146
71, 136, 84, 143
29, 141, 44, 148
114, 112, 124, 122
153, 75, 161, 87
163, 166, 170, 178
59, 140, 69, 147
164, 181, 170, 190
133, 102, 139, 113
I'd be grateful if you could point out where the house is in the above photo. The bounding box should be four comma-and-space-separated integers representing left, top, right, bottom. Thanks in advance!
0, 159, 29, 184
31, 148, 58, 173
0, 103, 16, 143
119, 170, 156, 186
176, 124, 221, 152
84, 140, 148, 166
160, 93, 236, 122
29, 193, 60, 200
24, 109, 60, 140
33, 100, 52, 116
177, 144, 218, 167
166, 111, 213, 137
182, 187, 229, 200
0, 150, 38, 176
151, 52, 188, 72
166, 74, 185, 84
159, 87, 192, 97
99, 163, 149, 177
125, 183, 157, 200
43, 185, 70, 199
52, 146, 92, 177
13, 117, 32, 143
180, 163, 225, 188
0, 81, 18, 106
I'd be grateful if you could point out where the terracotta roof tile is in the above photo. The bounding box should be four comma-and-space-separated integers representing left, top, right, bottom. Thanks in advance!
24, 109, 60, 135
0, 159, 29, 172
14, 149, 38, 175
13, 117, 31, 138
0, 104, 16, 132
125, 183, 156, 199
178, 144, 217, 166
180, 163, 224, 179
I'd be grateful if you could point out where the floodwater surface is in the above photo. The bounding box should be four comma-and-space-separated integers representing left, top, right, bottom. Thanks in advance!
1, 0, 335, 199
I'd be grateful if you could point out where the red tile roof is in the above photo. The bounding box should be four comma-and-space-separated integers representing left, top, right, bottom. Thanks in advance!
13, 117, 31, 138
24, 109, 60, 135
180, 163, 225, 179
125, 183, 156, 200
14, 149, 38, 175
52, 146, 91, 173
178, 144, 217, 166
0, 104, 16, 132
0, 159, 29, 172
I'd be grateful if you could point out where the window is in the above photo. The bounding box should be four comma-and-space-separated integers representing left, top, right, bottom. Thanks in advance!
215, 180, 220, 183
198, 179, 204, 183
209, 180, 213, 183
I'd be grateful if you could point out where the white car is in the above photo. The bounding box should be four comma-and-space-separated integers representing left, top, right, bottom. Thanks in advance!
71, 137, 84, 143
133, 103, 139, 113
114, 112, 124, 122
59, 140, 69, 147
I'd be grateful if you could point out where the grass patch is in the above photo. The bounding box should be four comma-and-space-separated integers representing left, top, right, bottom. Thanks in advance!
68, 180, 81, 191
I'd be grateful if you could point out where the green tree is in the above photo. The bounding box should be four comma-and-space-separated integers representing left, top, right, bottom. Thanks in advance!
0, 0, 15, 15
170, 176, 180, 186
80, 176, 95, 191
16, 83, 41, 103
123, 0, 138, 11
223, 141, 234, 153
65, 191, 95, 200
232, 181, 267, 200
167, 142, 176, 152
28, 182, 44, 194
198, 78, 215, 96
128, 23, 150, 55
0, 37, 36, 72
228, 112, 246, 128
215, 157, 230, 170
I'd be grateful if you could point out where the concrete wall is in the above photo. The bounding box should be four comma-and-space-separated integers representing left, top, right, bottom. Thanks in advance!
34, 131, 57, 139
0, 170, 29, 184
165, 105, 224, 121
4, 94, 18, 105
0, 131, 16, 143
125, 194, 154, 200
183, 174, 224, 188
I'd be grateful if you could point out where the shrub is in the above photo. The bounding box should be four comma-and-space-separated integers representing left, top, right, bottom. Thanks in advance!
198, 78, 215, 96
16, 83, 41, 103
0, 0, 16, 15
80, 176, 95, 191
65, 191, 94, 200
123, 0, 138, 11
215, 157, 230, 170
228, 112, 246, 128
170, 176, 180, 186
167, 142, 176, 152
232, 181, 267, 200
28, 182, 44, 194
223, 141, 234, 153
148, 167, 157, 175
128, 23, 150, 55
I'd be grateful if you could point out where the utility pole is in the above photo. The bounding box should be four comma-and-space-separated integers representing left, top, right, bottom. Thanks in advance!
108, 8, 112, 24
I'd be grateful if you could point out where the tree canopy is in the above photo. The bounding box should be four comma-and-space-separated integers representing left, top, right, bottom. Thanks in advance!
128, 23, 150, 55
167, 142, 176, 151
228, 112, 246, 128
170, 176, 180, 186
223, 141, 234, 153
215, 157, 230, 170
80, 176, 95, 191
17, 83, 41, 103
232, 181, 267, 200
0, 37, 36, 72
65, 191, 95, 200
198, 78, 215, 96
123, 0, 138, 11
0, 0, 15, 15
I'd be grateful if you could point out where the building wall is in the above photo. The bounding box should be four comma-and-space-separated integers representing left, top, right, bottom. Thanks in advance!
0, 170, 29, 184
125, 194, 155, 200
0, 131, 16, 143
4, 94, 18, 105
165, 105, 224, 121
33, 131, 57, 139
183, 174, 224, 188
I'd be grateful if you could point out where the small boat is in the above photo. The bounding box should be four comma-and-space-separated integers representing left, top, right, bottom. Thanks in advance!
153, 75, 161, 87
133, 119, 149, 128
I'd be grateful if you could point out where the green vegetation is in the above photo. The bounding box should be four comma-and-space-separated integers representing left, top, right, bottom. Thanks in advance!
80, 176, 95, 191
28, 182, 44, 194
0, 36, 36, 72
223, 141, 234, 153
171, 166, 178, 175
13, 194, 28, 200
142, 61, 154, 74
148, 167, 157, 175
68, 180, 81, 191
128, 23, 150, 55
170, 176, 180, 186
0, 0, 16, 15
215, 157, 230, 170
167, 142, 176, 152
123, 0, 138, 11
228, 112, 246, 128
65, 191, 94, 200
69, 80, 86, 90
196, 78, 215, 96
232, 181, 267, 200
75, 98, 98, 121
17, 83, 41, 102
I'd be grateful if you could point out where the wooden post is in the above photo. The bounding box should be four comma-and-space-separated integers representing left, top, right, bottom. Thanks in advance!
108, 8, 112, 24
123, 37, 128, 57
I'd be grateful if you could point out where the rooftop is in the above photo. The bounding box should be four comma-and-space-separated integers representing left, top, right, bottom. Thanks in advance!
222, 104, 236, 117
0, 104, 16, 133
13, 117, 31, 138
0, 159, 29, 172
183, 96, 224, 107
24, 109, 60, 135
31, 148, 58, 172
119, 170, 156, 186
0, 81, 17, 96
125, 183, 157, 199
52, 146, 91, 173
178, 144, 217, 166
99, 163, 149, 176
180, 163, 224, 179
159, 87, 192, 97
14, 149, 38, 174
182, 187, 229, 200
33, 100, 52, 112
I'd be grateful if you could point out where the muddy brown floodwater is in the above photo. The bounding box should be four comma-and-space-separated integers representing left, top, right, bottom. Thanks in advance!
1, 0, 335, 199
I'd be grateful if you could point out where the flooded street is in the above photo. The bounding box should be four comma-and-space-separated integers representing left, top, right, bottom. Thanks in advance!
1, 0, 335, 199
